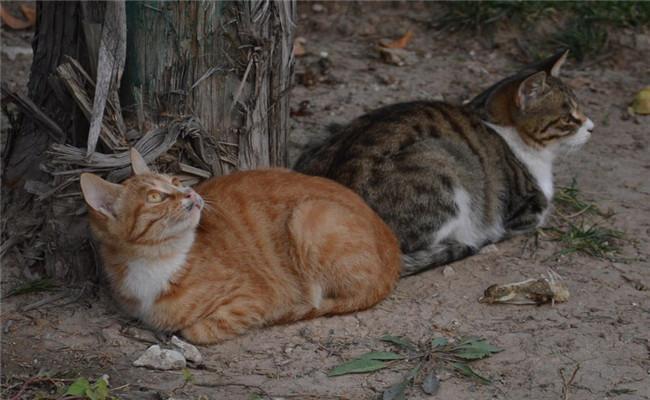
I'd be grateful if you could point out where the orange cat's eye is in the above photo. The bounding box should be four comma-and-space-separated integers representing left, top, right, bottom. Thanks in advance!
147, 191, 165, 203
171, 177, 182, 186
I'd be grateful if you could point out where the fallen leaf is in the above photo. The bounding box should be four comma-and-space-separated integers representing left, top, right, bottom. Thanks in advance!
0, 5, 33, 30
421, 371, 440, 395
631, 86, 650, 115
377, 47, 417, 67
20, 4, 36, 26
293, 37, 307, 57
383, 380, 408, 400
379, 30, 414, 49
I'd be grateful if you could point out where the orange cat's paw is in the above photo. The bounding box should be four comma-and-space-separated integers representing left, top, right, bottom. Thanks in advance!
180, 320, 237, 345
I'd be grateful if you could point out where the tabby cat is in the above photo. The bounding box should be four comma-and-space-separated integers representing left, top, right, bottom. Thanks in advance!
80, 149, 400, 344
295, 50, 594, 276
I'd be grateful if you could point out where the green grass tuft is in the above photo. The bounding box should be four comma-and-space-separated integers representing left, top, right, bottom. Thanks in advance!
552, 221, 623, 260
436, 1, 650, 60
554, 179, 603, 216
4, 278, 59, 298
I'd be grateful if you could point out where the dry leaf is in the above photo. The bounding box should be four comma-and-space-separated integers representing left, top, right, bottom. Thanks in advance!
379, 30, 413, 49
630, 86, 650, 115
479, 270, 569, 305
20, 4, 36, 26
293, 37, 307, 57
0, 5, 33, 30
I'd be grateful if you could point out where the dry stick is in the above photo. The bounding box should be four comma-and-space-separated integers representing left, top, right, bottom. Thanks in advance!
86, 0, 126, 157
560, 364, 580, 400
20, 291, 67, 312
0, 83, 64, 141
8, 376, 57, 400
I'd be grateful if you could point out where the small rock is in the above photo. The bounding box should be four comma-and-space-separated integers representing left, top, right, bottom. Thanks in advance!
479, 244, 499, 255
133, 345, 186, 370
1, 46, 32, 61
442, 266, 456, 277
171, 335, 203, 364
378, 47, 418, 67
635, 33, 650, 51
312, 3, 325, 13
293, 37, 307, 57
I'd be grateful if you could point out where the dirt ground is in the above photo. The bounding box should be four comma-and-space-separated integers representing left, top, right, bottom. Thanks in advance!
2, 2, 650, 399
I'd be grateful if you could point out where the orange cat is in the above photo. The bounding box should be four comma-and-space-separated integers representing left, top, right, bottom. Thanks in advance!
80, 149, 400, 344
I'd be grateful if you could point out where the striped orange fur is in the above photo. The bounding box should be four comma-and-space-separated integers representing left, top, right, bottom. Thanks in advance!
80, 149, 400, 344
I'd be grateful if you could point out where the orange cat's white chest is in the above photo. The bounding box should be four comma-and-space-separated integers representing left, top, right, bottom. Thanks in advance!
119, 232, 195, 320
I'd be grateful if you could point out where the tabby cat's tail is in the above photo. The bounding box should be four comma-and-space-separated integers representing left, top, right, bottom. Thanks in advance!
400, 242, 476, 277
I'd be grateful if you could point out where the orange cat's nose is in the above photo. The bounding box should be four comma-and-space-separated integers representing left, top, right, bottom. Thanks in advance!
185, 190, 204, 210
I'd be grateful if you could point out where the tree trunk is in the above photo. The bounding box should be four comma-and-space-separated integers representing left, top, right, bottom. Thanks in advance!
2, 0, 295, 281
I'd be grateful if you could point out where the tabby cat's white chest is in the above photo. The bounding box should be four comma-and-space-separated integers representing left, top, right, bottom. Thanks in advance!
121, 233, 195, 318
484, 122, 555, 200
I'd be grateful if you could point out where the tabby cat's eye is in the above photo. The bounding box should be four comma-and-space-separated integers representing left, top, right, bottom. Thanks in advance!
171, 177, 182, 186
147, 191, 165, 203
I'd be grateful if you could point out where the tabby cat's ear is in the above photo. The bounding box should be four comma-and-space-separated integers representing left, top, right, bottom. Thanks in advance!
80, 173, 122, 219
549, 49, 568, 78
516, 71, 548, 110
130, 148, 151, 175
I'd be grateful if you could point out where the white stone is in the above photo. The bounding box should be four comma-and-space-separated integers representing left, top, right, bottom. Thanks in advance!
479, 244, 499, 255
171, 335, 203, 364
133, 345, 186, 370
442, 266, 456, 277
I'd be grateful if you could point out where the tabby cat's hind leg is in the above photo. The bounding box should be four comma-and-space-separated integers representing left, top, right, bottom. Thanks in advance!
401, 241, 476, 277
288, 199, 400, 318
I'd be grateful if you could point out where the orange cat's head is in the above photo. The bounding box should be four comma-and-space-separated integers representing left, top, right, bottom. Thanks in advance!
80, 149, 204, 249
471, 50, 594, 151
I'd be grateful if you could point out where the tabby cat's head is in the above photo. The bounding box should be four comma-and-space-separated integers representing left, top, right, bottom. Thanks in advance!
80, 149, 204, 247
473, 50, 594, 150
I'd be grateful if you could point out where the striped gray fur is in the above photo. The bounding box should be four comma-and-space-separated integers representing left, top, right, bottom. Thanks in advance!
295, 50, 593, 276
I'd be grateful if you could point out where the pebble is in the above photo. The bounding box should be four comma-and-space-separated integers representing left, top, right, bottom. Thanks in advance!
1, 46, 32, 61
479, 244, 499, 255
312, 4, 325, 13
442, 266, 456, 277
133, 345, 186, 370
171, 335, 203, 364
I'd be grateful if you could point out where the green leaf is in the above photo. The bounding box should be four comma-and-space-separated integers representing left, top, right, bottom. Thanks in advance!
431, 337, 448, 348
86, 388, 98, 400
359, 351, 403, 361
380, 335, 417, 350
421, 371, 440, 395
182, 368, 194, 383
382, 380, 408, 400
65, 378, 90, 396
248, 394, 264, 400
93, 378, 109, 400
452, 338, 501, 360
451, 362, 491, 384
328, 358, 387, 377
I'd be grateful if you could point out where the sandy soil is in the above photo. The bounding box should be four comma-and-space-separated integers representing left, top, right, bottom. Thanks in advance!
2, 2, 650, 399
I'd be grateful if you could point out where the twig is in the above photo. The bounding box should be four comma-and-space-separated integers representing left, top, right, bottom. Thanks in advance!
8, 376, 57, 400
560, 364, 580, 400
0, 83, 64, 141
20, 291, 67, 312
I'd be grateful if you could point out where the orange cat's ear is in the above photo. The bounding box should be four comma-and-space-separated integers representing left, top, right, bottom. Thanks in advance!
516, 71, 548, 110
80, 173, 122, 219
549, 49, 568, 78
130, 148, 151, 175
